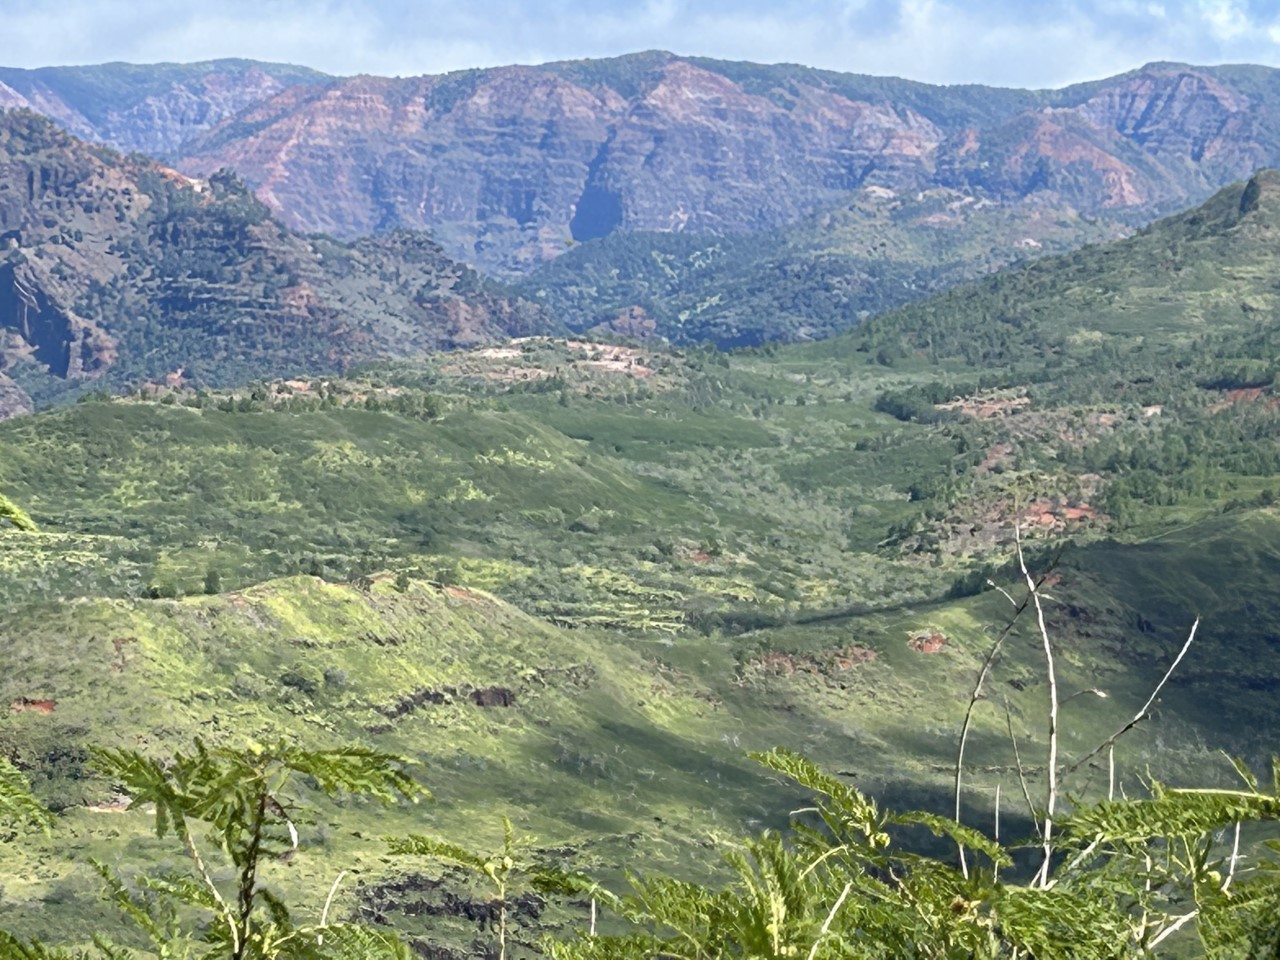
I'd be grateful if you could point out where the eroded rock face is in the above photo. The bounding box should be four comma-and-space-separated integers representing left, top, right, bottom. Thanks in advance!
0, 61, 332, 158
0, 109, 554, 410
166, 55, 1280, 274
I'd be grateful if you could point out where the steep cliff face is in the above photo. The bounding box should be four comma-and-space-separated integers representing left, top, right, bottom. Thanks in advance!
0, 60, 330, 157
0, 110, 553, 408
165, 55, 1280, 274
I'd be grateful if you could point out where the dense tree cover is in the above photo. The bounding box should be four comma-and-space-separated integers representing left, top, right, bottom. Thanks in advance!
517, 190, 1118, 347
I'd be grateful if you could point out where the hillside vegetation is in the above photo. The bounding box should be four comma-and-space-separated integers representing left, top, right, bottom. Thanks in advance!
5, 71, 1280, 957
0, 110, 552, 411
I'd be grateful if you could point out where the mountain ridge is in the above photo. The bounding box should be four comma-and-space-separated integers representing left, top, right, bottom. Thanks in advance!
164, 53, 1280, 273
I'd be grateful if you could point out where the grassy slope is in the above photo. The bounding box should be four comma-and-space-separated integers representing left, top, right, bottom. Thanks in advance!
839, 169, 1280, 367
3, 509, 1277, 947
7, 175, 1280, 950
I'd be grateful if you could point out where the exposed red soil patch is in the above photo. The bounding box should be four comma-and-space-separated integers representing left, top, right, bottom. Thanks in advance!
1228, 387, 1266, 404
908, 631, 947, 654
445, 585, 484, 603
1023, 499, 1099, 529
10, 697, 56, 714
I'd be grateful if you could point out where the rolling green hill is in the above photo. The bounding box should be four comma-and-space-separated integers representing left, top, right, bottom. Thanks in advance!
846, 169, 1280, 368
1, 491, 1276, 951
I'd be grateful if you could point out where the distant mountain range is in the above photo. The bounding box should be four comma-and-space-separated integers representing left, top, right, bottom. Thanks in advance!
4, 53, 1278, 277
6, 52, 1280, 397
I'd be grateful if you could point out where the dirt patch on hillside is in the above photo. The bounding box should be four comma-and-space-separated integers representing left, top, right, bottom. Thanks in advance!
85, 794, 132, 813
746, 645, 877, 679
1022, 499, 1099, 530
10, 697, 56, 714
1210, 387, 1280, 414
907, 630, 947, 654
937, 392, 1031, 419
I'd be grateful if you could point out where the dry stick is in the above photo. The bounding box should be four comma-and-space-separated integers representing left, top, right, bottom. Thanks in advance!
805, 881, 854, 960
1148, 910, 1199, 949
1065, 618, 1201, 780
1224, 822, 1242, 892
1017, 530, 1059, 889
1108, 744, 1116, 802
317, 870, 348, 947
184, 830, 240, 957
953, 578, 1036, 878
1003, 698, 1043, 841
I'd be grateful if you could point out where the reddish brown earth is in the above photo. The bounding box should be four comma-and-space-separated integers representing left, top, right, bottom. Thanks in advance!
10, 697, 56, 714
907, 631, 948, 654
163, 57, 1280, 274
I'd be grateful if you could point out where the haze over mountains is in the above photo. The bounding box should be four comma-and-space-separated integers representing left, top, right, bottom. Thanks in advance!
7, 51, 1280, 396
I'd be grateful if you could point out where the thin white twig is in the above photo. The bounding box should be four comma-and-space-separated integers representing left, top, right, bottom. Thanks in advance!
1224, 823, 1242, 892
1067, 618, 1200, 778
317, 870, 348, 946
321, 869, 347, 927
1004, 698, 1042, 840
1148, 910, 1198, 948
987, 580, 1018, 607
1017, 528, 1058, 888
184, 830, 239, 957
1108, 744, 1116, 802
954, 580, 1034, 878
806, 882, 854, 960
1050, 835, 1102, 888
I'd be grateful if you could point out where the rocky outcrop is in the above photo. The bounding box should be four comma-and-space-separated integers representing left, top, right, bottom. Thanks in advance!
0, 110, 554, 409
0, 372, 32, 420
0, 60, 330, 157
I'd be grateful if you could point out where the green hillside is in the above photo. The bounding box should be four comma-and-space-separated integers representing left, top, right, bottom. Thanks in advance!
3, 508, 1277, 950
5, 133, 1280, 955
847, 169, 1280, 368
518, 188, 1125, 346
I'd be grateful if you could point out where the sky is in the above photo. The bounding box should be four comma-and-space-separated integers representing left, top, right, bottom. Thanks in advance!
5, 0, 1280, 88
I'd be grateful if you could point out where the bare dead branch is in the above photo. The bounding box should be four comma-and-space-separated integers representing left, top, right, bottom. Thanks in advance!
1065, 618, 1201, 779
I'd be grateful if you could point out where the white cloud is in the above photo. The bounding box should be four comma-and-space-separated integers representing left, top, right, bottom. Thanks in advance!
1199, 0, 1252, 40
